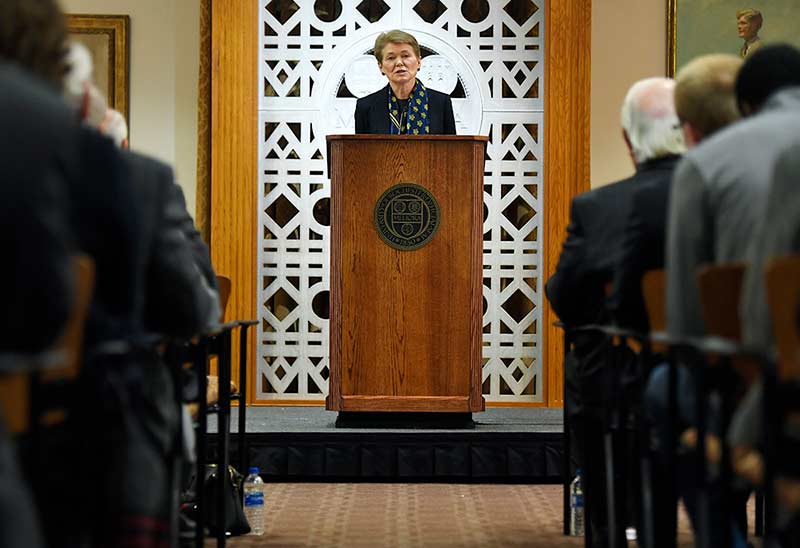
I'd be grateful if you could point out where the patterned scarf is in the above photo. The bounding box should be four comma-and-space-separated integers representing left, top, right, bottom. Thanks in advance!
388, 80, 430, 135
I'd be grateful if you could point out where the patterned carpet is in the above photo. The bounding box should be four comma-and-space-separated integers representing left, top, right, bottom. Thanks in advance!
206, 483, 722, 547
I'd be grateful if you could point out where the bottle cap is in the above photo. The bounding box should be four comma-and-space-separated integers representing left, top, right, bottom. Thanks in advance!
249, 467, 260, 474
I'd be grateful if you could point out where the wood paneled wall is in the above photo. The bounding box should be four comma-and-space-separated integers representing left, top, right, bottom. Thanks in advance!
210, 0, 258, 402
210, 1, 591, 407
543, 2, 592, 406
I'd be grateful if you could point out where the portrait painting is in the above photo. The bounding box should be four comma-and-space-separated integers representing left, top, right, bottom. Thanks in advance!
66, 14, 130, 125
668, 0, 800, 75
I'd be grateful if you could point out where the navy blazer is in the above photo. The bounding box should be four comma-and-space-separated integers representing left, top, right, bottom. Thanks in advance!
355, 84, 456, 135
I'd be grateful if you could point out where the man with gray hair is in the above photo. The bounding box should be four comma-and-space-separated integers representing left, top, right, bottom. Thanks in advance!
546, 77, 685, 548
634, 54, 744, 548
610, 55, 741, 333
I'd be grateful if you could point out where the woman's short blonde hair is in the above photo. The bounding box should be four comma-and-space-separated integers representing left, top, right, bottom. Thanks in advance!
373, 30, 421, 63
736, 8, 763, 31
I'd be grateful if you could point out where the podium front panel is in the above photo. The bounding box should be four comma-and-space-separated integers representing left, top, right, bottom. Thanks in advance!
328, 136, 485, 413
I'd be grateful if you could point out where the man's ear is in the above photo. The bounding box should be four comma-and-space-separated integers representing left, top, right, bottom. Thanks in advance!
681, 121, 703, 148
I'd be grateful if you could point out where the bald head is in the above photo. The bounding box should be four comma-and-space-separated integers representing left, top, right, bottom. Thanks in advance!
621, 77, 686, 164
675, 54, 742, 146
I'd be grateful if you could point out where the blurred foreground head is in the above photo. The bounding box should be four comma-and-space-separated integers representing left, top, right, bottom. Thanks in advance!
736, 43, 800, 115
674, 54, 742, 147
620, 77, 686, 165
0, 0, 69, 91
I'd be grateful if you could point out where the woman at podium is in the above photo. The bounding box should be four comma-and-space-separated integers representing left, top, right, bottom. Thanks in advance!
355, 30, 456, 135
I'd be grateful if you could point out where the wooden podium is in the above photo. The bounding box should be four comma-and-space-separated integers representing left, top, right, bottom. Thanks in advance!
326, 135, 487, 415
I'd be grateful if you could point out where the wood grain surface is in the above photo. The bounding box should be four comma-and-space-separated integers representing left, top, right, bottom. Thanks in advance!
340, 396, 471, 412
210, 0, 257, 403
543, 1, 592, 407
328, 136, 486, 412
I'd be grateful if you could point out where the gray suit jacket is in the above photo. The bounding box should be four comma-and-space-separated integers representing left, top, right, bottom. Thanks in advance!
728, 144, 800, 450
740, 143, 800, 350
666, 87, 800, 338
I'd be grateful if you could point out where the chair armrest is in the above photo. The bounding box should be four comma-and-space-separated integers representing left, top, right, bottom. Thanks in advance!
0, 350, 68, 374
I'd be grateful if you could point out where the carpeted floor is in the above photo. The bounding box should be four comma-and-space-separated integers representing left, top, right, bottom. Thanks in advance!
206, 483, 738, 547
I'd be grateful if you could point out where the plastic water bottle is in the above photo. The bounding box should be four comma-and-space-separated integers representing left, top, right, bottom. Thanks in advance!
570, 469, 585, 536
243, 467, 265, 535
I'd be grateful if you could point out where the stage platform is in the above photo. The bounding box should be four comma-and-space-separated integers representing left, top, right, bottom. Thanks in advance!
208, 407, 564, 483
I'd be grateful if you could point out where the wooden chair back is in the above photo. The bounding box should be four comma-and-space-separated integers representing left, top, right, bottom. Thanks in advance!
696, 262, 759, 382
216, 275, 232, 322
642, 269, 666, 333
764, 254, 800, 381
641, 269, 667, 353
696, 262, 746, 342
0, 255, 95, 434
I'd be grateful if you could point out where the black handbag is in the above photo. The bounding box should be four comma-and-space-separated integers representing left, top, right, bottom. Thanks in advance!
201, 464, 251, 537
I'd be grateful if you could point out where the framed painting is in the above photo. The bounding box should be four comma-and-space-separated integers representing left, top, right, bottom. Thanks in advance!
668, 0, 800, 76
66, 14, 130, 126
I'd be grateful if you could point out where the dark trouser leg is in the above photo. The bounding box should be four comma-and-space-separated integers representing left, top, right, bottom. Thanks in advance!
572, 410, 627, 548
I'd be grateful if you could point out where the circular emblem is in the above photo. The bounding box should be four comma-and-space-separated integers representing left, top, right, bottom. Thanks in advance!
374, 183, 441, 251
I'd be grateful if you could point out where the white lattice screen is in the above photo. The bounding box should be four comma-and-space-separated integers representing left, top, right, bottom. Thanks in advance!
258, 0, 544, 403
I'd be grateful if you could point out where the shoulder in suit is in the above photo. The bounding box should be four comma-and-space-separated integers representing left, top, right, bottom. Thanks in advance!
608, 155, 680, 330
121, 151, 221, 335
546, 177, 639, 326
0, 64, 75, 352
355, 83, 456, 134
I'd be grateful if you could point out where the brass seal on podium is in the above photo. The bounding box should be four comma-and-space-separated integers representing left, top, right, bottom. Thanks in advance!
374, 183, 440, 251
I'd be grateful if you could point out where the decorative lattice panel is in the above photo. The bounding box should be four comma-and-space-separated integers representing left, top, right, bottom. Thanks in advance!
258, 0, 544, 403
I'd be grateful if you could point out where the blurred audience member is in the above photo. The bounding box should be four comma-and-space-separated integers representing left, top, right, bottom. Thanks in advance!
1, 0, 221, 546
0, 0, 68, 91
547, 77, 685, 548
674, 54, 743, 147
666, 44, 800, 340
0, 60, 77, 548
661, 43, 800, 545
610, 54, 740, 334
735, 45, 800, 353
727, 47, 800, 537
638, 54, 745, 546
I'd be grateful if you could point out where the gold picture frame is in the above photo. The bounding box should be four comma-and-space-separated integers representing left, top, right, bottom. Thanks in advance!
667, 0, 677, 77
668, 1, 800, 77
66, 14, 130, 127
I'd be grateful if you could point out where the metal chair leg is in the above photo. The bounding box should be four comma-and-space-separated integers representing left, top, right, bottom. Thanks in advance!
563, 341, 572, 536
216, 330, 233, 548
755, 489, 764, 537
604, 430, 618, 548
666, 357, 679, 546
194, 337, 210, 548
238, 322, 254, 474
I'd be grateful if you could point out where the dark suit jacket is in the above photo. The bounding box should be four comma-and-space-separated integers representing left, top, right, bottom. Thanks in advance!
608, 155, 681, 332
0, 64, 74, 354
121, 151, 220, 336
546, 160, 673, 413
355, 84, 456, 135
73, 152, 221, 545
546, 178, 639, 328
60, 127, 142, 346
60, 135, 219, 346
169, 182, 218, 292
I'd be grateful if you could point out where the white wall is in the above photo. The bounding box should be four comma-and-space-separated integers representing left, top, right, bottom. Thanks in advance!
61, 0, 200, 215
590, 0, 666, 187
